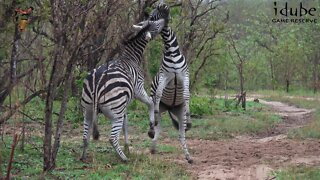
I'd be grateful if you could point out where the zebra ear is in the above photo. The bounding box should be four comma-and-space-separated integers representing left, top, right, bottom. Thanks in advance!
132, 21, 147, 31
132, 24, 143, 31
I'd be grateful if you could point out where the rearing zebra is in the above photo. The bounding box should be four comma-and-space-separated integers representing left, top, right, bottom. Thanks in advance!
148, 3, 193, 164
80, 18, 167, 162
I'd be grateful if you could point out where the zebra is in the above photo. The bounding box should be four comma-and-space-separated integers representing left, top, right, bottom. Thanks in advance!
148, 3, 193, 164
80, 18, 167, 162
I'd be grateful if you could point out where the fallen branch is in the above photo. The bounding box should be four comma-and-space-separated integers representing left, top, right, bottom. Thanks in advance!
0, 144, 2, 178
6, 134, 19, 180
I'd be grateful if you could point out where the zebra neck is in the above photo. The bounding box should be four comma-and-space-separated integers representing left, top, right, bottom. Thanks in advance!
121, 34, 148, 64
161, 26, 181, 57
160, 26, 172, 44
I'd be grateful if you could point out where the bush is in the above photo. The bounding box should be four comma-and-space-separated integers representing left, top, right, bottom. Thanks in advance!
190, 96, 215, 117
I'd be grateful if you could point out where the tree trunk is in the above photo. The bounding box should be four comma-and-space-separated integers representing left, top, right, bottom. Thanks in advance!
224, 71, 229, 108
269, 58, 275, 91
43, 31, 66, 170
241, 91, 246, 110
0, 10, 20, 106
51, 61, 74, 170
43, 58, 58, 171
0, 145, 2, 178
313, 54, 319, 94
239, 62, 244, 94
286, 79, 290, 93
239, 62, 246, 110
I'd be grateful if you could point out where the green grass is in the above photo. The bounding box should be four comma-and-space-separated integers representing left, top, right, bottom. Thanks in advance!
185, 110, 281, 140
1, 134, 189, 179
274, 166, 320, 180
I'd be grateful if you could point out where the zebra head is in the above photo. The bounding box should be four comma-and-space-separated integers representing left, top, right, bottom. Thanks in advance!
149, 3, 170, 23
132, 19, 166, 41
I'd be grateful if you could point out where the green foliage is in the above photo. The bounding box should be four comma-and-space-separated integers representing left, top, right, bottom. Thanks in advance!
1, 136, 43, 177
146, 40, 163, 77
75, 70, 89, 90
23, 96, 83, 125
24, 97, 46, 122
190, 96, 216, 117
65, 97, 83, 124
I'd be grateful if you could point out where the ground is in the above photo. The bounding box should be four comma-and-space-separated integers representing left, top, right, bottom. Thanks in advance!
168, 98, 320, 179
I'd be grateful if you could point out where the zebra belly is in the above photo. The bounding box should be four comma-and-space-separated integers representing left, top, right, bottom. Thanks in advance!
160, 80, 185, 107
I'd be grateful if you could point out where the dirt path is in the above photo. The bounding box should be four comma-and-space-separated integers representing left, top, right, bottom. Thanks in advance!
178, 99, 320, 180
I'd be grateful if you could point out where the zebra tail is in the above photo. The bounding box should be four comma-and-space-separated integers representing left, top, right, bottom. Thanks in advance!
168, 111, 179, 130
92, 111, 100, 140
92, 83, 100, 140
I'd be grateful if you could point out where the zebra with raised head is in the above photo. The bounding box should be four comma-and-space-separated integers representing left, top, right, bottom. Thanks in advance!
80, 17, 168, 162
148, 3, 193, 164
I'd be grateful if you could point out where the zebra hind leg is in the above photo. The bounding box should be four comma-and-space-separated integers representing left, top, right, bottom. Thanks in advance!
109, 116, 128, 162
176, 105, 193, 164
123, 114, 130, 154
99, 106, 128, 162
168, 104, 191, 132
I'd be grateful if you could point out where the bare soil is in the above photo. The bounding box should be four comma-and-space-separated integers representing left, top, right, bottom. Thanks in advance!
169, 99, 320, 180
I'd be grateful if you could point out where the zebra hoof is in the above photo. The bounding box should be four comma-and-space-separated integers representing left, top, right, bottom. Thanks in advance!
122, 158, 129, 163
148, 129, 155, 139
187, 159, 194, 164
186, 123, 192, 131
93, 131, 100, 140
80, 157, 86, 162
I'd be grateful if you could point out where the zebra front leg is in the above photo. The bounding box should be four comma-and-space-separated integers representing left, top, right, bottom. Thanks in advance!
184, 99, 192, 131
152, 75, 167, 138
151, 103, 166, 154
182, 74, 192, 131
109, 116, 128, 162
135, 88, 156, 139
81, 108, 94, 161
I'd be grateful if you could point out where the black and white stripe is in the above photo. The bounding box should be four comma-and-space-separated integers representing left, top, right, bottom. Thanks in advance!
80, 19, 166, 162
148, 3, 193, 164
